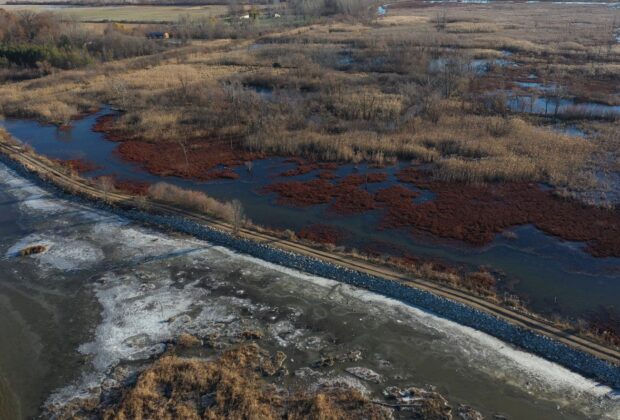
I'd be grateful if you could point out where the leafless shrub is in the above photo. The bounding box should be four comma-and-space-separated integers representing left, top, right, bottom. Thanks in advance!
97, 176, 115, 203
231, 199, 244, 234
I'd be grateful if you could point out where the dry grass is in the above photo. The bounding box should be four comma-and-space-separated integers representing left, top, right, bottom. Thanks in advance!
0, 2, 616, 189
148, 182, 238, 223
446, 22, 500, 34
102, 344, 390, 420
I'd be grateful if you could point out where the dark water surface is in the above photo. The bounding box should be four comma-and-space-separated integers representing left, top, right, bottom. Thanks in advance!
0, 163, 618, 419
1, 111, 619, 324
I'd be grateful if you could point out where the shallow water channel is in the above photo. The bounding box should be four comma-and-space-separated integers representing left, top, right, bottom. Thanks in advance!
1, 111, 619, 325
0, 162, 619, 419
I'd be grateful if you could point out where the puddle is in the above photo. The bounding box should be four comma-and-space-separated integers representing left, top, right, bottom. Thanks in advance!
507, 95, 620, 118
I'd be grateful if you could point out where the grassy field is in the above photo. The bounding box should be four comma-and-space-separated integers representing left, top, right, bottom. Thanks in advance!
0, 3, 229, 22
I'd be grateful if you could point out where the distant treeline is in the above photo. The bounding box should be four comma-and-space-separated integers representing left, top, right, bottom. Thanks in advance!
0, 9, 162, 76
4, 0, 273, 5
0, 44, 90, 68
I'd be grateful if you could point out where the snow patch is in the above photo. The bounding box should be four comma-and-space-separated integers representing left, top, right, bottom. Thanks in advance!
0, 165, 67, 213
6, 233, 103, 271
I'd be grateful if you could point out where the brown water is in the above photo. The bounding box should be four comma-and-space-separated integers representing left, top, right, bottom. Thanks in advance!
0, 162, 619, 419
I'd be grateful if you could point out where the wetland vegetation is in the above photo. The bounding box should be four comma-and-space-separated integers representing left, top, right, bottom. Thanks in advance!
0, 0, 619, 417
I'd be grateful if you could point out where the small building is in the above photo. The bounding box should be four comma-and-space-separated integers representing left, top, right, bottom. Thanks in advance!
147, 32, 170, 40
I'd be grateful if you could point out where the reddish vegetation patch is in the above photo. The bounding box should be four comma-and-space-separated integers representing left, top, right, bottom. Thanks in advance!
262, 164, 620, 257
318, 171, 339, 180
390, 167, 620, 257
92, 114, 253, 181
340, 172, 389, 186
374, 185, 419, 204
280, 164, 318, 177
264, 172, 389, 215
114, 179, 150, 195
209, 168, 240, 180
280, 161, 339, 177
56, 158, 100, 174
283, 157, 304, 165
331, 187, 376, 214
297, 224, 347, 245
92, 114, 124, 141
321, 163, 339, 170
265, 179, 336, 207
115, 141, 257, 181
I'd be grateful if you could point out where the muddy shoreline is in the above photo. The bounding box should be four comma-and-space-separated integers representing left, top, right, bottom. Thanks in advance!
1, 149, 619, 389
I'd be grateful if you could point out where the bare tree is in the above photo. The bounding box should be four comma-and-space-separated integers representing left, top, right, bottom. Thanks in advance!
176, 138, 190, 175
435, 5, 448, 32
135, 194, 149, 210
178, 73, 191, 102
98, 176, 114, 203
231, 199, 244, 234
109, 78, 129, 111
